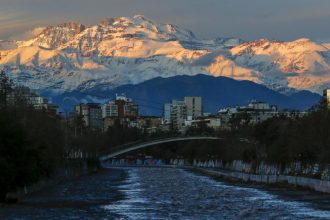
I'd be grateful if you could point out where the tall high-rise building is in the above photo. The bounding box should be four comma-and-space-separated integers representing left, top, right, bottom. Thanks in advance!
163, 103, 172, 124
163, 96, 203, 130
170, 100, 187, 130
184, 96, 202, 119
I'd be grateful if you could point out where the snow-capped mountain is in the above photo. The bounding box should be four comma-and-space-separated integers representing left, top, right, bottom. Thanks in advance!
1, 15, 330, 95
231, 38, 330, 93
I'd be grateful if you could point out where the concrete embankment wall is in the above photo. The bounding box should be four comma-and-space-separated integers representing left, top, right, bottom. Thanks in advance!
15, 160, 99, 198
195, 168, 330, 194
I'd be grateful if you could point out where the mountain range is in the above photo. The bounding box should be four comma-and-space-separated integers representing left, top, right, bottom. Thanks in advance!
43, 74, 321, 115
0, 15, 328, 112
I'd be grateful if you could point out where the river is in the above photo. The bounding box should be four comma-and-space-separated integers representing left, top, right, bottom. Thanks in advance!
1, 167, 330, 219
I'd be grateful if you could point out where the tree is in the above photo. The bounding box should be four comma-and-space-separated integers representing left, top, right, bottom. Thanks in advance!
72, 114, 86, 137
185, 121, 215, 136
0, 70, 13, 108
229, 112, 251, 129
0, 108, 56, 201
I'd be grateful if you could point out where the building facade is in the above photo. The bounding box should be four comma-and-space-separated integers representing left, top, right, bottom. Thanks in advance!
163, 103, 172, 124
102, 94, 138, 119
75, 103, 103, 130
323, 89, 330, 106
102, 94, 139, 130
102, 102, 118, 118
163, 96, 203, 131
184, 96, 202, 119
170, 100, 187, 131
218, 100, 278, 127
26, 94, 59, 115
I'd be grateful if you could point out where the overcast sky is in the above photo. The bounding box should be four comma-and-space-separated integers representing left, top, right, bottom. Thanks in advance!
1, 0, 330, 42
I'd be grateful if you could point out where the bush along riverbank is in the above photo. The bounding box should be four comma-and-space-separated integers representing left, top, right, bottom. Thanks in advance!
195, 100, 330, 193
145, 101, 330, 193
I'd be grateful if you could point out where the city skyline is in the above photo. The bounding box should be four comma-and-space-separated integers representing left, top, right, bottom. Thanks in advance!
1, 0, 330, 42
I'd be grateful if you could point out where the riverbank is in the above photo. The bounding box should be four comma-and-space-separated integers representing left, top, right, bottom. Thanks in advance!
6, 160, 100, 203
190, 167, 330, 194
0, 168, 127, 220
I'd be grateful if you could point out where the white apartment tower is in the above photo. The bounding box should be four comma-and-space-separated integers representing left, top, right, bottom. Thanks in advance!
163, 96, 203, 130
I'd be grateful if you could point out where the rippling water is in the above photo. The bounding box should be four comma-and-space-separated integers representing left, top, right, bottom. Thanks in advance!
1, 167, 330, 219
105, 168, 330, 220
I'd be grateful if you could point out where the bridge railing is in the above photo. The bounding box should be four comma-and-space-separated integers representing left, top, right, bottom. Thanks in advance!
100, 135, 220, 159
100, 136, 183, 156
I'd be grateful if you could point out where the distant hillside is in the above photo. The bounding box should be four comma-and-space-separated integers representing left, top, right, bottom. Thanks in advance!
45, 74, 321, 115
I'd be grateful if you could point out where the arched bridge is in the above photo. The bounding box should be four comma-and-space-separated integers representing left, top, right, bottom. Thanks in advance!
99, 136, 222, 162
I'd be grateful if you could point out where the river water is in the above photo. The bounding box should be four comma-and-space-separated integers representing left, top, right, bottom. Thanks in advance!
1, 167, 330, 219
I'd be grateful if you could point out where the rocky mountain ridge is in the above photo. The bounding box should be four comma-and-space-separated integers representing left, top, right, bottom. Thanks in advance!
1, 15, 330, 95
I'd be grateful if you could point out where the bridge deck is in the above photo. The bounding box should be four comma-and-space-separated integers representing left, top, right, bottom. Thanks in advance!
99, 136, 221, 161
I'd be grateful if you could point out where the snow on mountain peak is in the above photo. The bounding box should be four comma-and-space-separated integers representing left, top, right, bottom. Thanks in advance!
1, 15, 330, 95
15, 22, 86, 49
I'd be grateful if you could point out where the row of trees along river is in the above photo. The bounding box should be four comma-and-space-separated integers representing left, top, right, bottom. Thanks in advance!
143, 101, 330, 181
0, 70, 169, 202
1, 69, 330, 201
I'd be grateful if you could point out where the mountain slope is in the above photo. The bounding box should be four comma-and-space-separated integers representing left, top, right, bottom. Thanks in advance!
1, 15, 330, 95
47, 75, 321, 115
231, 38, 330, 92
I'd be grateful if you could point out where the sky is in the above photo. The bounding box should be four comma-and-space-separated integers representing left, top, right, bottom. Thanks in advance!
1, 0, 330, 42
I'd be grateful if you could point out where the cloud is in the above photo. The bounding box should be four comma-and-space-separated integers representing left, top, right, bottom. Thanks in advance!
10, 27, 45, 40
